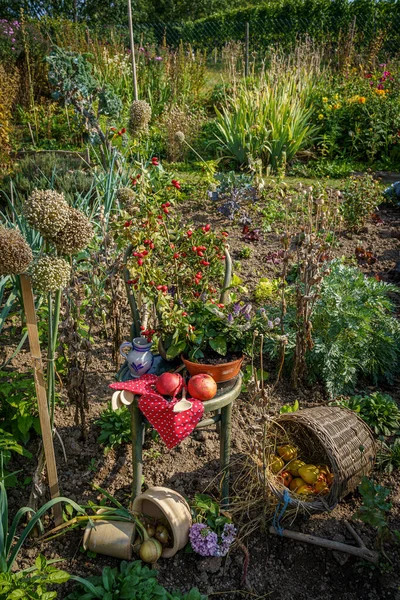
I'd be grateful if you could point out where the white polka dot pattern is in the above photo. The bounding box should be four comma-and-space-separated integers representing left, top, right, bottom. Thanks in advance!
138, 393, 205, 449
109, 374, 157, 395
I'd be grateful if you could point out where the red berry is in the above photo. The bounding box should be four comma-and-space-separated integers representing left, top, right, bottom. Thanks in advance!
150, 242, 155, 249
197, 251, 204, 257
124, 220, 132, 227
163, 207, 169, 214
142, 250, 148, 256
173, 253, 179, 259
149, 281, 155, 285
138, 258, 143, 266
187, 230, 193, 237
156, 285, 163, 290
217, 303, 224, 308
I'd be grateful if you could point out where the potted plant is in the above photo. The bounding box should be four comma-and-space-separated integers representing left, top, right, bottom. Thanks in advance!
158, 297, 280, 382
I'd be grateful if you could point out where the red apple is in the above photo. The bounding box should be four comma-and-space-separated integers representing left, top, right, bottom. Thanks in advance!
156, 372, 183, 398
278, 470, 293, 488
187, 374, 217, 401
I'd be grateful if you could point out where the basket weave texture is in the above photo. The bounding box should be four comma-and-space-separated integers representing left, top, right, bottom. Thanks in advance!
270, 406, 376, 512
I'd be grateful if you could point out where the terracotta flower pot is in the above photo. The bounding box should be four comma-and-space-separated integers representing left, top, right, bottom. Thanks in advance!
181, 354, 243, 383
132, 486, 192, 558
83, 510, 136, 560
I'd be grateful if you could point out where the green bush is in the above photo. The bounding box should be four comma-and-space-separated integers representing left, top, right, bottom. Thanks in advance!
66, 561, 207, 600
309, 261, 400, 396
96, 405, 131, 451
339, 174, 381, 231
331, 392, 400, 437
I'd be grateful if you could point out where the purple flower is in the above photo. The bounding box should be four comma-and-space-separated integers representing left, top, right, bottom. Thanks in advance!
139, 47, 145, 52
227, 313, 233, 324
273, 317, 281, 326
217, 523, 237, 556
233, 302, 241, 315
189, 523, 219, 556
155, 56, 162, 61
267, 320, 274, 329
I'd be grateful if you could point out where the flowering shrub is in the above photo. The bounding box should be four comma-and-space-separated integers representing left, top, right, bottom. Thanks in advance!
313, 63, 400, 162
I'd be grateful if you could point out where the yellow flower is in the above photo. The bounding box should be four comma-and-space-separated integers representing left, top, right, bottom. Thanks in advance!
318, 114, 324, 120
374, 88, 386, 96
334, 93, 339, 101
322, 97, 328, 103
333, 103, 341, 109
358, 96, 366, 104
348, 95, 360, 103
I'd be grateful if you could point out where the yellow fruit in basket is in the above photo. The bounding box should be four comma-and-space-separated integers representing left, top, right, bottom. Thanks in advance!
269, 455, 285, 474
277, 445, 298, 462
325, 472, 334, 486
289, 477, 306, 492
313, 480, 330, 495
296, 484, 314, 496
286, 459, 306, 477
298, 464, 319, 485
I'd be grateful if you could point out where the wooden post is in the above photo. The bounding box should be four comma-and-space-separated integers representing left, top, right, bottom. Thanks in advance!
20, 275, 62, 525
127, 0, 139, 101
245, 22, 249, 78
129, 398, 144, 507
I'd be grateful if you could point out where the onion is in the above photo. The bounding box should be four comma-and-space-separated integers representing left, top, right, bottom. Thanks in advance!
155, 524, 170, 545
146, 524, 156, 538
139, 538, 163, 563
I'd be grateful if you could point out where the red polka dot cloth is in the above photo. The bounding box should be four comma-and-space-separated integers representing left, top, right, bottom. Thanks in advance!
138, 393, 205, 449
109, 374, 157, 395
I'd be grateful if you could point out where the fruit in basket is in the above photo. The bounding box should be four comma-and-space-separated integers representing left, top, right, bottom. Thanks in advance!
325, 471, 334, 486
156, 372, 183, 398
269, 455, 285, 474
188, 374, 217, 401
313, 480, 330, 495
289, 477, 306, 492
296, 484, 314, 496
277, 445, 298, 462
278, 470, 293, 487
286, 459, 306, 477
298, 464, 319, 484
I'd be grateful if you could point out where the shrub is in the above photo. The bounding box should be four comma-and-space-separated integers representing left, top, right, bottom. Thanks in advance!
339, 174, 380, 231
309, 261, 400, 396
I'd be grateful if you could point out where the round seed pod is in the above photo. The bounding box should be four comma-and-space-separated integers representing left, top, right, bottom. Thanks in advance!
23, 189, 69, 238
0, 226, 33, 275
116, 187, 136, 208
30, 256, 71, 294
128, 100, 152, 136
175, 131, 185, 144
50, 207, 94, 255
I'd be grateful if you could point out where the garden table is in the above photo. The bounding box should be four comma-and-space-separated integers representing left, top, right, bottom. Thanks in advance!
127, 373, 241, 508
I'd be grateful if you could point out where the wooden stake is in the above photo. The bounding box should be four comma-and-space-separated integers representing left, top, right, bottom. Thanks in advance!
20, 275, 62, 525
268, 525, 378, 563
127, 0, 138, 101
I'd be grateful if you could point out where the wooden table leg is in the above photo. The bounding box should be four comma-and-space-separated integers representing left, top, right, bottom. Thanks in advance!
220, 402, 232, 508
130, 399, 144, 507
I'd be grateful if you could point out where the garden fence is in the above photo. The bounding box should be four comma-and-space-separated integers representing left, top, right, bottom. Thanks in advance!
131, 16, 400, 60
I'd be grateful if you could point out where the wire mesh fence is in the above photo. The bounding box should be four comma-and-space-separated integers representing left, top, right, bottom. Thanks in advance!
132, 17, 400, 60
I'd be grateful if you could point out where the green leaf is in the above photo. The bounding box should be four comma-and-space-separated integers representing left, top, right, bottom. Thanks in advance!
166, 342, 186, 360
35, 554, 47, 571
209, 335, 227, 356
47, 569, 71, 584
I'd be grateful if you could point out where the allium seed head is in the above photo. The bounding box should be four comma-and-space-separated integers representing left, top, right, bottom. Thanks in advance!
50, 207, 94, 255
30, 256, 71, 293
128, 100, 152, 136
175, 130, 185, 143
23, 189, 69, 238
0, 226, 33, 275
116, 187, 136, 207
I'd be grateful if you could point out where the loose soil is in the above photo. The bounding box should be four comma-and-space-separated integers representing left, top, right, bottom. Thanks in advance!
4, 189, 400, 600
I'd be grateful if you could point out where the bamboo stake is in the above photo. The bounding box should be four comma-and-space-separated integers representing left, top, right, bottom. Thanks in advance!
268, 526, 378, 563
20, 275, 62, 525
127, 0, 138, 101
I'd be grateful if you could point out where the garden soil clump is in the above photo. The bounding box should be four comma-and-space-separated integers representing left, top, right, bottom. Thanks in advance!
5, 196, 400, 600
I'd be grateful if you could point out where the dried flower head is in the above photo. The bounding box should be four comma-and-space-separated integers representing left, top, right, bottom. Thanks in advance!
116, 187, 136, 208
175, 130, 185, 144
50, 207, 94, 255
23, 189, 69, 238
30, 256, 71, 293
0, 226, 33, 275
128, 100, 152, 136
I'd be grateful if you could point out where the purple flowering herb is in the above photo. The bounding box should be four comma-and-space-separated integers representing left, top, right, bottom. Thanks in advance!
189, 523, 219, 556
227, 313, 234, 324
268, 320, 274, 329
233, 302, 241, 315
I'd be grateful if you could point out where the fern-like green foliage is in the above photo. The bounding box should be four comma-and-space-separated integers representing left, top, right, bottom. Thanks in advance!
309, 260, 400, 396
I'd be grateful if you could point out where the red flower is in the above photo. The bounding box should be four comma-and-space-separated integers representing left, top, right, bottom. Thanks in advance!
118, 127, 126, 136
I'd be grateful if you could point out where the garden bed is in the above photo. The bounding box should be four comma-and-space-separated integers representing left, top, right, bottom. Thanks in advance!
4, 189, 400, 600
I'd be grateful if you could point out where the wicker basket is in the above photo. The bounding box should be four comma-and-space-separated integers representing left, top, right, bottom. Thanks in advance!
267, 406, 376, 513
